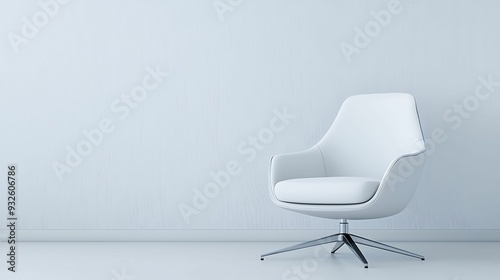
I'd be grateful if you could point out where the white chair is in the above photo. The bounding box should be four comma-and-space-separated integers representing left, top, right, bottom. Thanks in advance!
261, 93, 426, 268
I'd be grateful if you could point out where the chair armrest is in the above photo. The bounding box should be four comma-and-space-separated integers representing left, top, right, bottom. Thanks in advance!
270, 145, 327, 188
365, 150, 427, 218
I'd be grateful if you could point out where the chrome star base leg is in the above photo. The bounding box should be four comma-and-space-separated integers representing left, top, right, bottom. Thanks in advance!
260, 233, 341, 261
350, 234, 425, 260
260, 219, 424, 268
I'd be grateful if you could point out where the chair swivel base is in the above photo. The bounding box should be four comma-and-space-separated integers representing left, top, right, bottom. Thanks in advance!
260, 219, 424, 268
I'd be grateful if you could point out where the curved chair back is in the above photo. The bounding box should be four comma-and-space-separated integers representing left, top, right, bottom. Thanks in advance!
317, 93, 425, 180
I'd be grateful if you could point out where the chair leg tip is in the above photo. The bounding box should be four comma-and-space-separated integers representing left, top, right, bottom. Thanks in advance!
364, 265, 368, 268
260, 257, 264, 261
421, 258, 425, 261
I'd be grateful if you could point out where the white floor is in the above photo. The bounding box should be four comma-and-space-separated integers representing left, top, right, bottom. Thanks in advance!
0, 241, 498, 279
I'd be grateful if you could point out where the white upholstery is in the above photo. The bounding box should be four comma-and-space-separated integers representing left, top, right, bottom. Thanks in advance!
316, 93, 425, 179
275, 177, 379, 204
268, 93, 426, 220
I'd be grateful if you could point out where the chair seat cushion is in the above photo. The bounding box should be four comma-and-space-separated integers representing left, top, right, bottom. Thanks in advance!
275, 177, 380, 204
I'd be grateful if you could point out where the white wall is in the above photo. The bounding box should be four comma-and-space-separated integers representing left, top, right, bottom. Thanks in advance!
1, 0, 500, 232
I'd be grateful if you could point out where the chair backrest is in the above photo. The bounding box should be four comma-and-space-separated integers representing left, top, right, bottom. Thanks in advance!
317, 93, 425, 179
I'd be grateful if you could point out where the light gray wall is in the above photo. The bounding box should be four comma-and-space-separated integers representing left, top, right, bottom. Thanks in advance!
1, 0, 499, 231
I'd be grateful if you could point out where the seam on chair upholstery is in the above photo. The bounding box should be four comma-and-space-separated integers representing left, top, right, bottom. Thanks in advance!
414, 97, 425, 142
269, 155, 275, 188
315, 145, 328, 177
